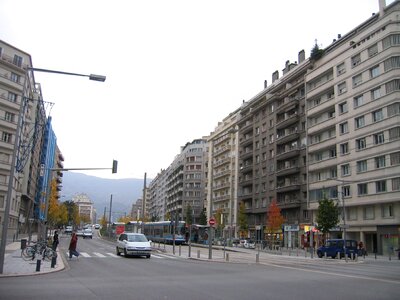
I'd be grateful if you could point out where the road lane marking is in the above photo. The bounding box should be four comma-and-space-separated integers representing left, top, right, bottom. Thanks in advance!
93, 252, 106, 257
80, 252, 91, 257
106, 253, 119, 257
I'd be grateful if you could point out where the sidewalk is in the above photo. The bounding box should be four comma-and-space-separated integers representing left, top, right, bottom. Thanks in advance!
0, 237, 65, 277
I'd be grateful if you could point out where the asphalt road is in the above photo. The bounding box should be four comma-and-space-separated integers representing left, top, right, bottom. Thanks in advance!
0, 231, 399, 300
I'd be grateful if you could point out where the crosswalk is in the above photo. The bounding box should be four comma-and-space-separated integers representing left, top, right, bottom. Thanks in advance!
64, 251, 177, 259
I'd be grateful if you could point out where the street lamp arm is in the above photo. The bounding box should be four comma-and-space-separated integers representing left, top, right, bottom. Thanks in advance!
27, 67, 106, 82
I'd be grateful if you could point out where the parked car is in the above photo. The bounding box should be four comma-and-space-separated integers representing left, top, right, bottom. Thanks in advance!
83, 229, 93, 239
94, 224, 101, 229
116, 233, 152, 258
76, 229, 84, 237
243, 240, 256, 249
65, 226, 73, 234
317, 239, 358, 259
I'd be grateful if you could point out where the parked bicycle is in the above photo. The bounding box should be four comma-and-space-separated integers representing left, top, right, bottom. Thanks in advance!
21, 240, 57, 261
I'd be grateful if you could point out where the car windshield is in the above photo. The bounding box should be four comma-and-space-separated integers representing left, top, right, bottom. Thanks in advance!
128, 235, 148, 242
84, 229, 92, 232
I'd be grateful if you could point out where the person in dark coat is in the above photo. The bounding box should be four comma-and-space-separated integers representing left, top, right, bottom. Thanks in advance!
68, 232, 80, 260
52, 231, 59, 250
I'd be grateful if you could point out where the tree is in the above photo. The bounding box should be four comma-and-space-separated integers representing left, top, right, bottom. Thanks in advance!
310, 42, 324, 61
198, 208, 207, 225
266, 199, 285, 248
238, 202, 248, 238
118, 215, 133, 223
47, 179, 61, 228
62, 200, 80, 227
185, 204, 193, 225
100, 215, 108, 227
315, 194, 340, 240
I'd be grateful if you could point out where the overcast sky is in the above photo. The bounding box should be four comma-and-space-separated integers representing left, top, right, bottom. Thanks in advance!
0, 0, 392, 180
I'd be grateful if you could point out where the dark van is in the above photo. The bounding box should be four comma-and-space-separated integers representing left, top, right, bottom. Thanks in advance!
317, 239, 358, 259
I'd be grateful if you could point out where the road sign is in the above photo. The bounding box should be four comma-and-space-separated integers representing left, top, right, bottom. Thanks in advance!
209, 218, 216, 226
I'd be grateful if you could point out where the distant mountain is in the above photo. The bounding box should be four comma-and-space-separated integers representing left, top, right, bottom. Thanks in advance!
60, 172, 147, 221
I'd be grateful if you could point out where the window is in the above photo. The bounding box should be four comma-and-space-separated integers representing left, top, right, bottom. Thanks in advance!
376, 180, 386, 193
358, 183, 368, 195
373, 132, 384, 145
356, 160, 367, 173
341, 164, 350, 176
7, 92, 17, 103
364, 206, 374, 220
389, 127, 400, 140
1, 132, 12, 143
375, 155, 386, 168
370, 65, 380, 78
337, 63, 346, 75
13, 55, 23, 67
355, 116, 365, 129
339, 122, 348, 134
384, 56, 400, 72
329, 148, 337, 158
0, 195, 4, 209
338, 82, 347, 94
10, 73, 20, 83
353, 74, 363, 86
351, 53, 361, 67
382, 204, 394, 218
390, 151, 400, 165
371, 87, 382, 100
385, 79, 400, 93
356, 138, 366, 150
340, 143, 349, 155
342, 185, 350, 197
348, 207, 357, 221
387, 103, 400, 116
5, 112, 14, 122
382, 34, 400, 49
372, 109, 383, 122
339, 101, 348, 114
368, 44, 378, 57
354, 95, 364, 107
392, 177, 400, 191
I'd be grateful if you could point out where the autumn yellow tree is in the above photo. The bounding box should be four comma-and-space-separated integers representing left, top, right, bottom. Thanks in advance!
118, 215, 133, 223
266, 199, 285, 248
48, 179, 62, 228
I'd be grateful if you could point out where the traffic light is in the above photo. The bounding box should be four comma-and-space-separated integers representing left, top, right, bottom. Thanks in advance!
112, 160, 118, 173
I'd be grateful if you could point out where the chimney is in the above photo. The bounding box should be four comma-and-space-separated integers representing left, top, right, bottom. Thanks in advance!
272, 70, 279, 83
379, 0, 385, 17
264, 80, 268, 89
298, 50, 305, 63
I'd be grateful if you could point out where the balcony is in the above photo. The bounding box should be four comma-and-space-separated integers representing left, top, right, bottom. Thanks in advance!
276, 146, 300, 160
276, 166, 300, 176
276, 96, 300, 113
276, 112, 299, 130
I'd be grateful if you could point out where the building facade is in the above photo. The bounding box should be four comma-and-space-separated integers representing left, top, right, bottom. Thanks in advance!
72, 193, 94, 224
306, 1, 400, 255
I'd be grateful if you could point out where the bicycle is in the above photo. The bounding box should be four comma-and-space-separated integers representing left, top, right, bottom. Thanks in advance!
21, 240, 57, 261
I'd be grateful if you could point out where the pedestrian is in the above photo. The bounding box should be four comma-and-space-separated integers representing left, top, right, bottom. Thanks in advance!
52, 230, 59, 251
68, 232, 80, 260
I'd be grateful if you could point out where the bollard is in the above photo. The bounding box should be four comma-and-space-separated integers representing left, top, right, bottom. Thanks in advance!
355, 253, 358, 262
337, 252, 340, 259
36, 259, 41, 272
51, 256, 57, 268
351, 253, 354, 260
179, 245, 181, 256
256, 253, 259, 263
305, 248, 307, 258
289, 249, 291, 256
226, 253, 229, 262
375, 252, 377, 260
197, 250, 200, 258
324, 252, 327, 259
296, 248, 299, 256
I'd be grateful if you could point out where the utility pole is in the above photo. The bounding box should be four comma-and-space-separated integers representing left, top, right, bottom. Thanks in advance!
142, 172, 146, 221
108, 194, 113, 238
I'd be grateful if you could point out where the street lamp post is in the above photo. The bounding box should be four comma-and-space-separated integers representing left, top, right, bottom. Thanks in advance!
0, 67, 106, 274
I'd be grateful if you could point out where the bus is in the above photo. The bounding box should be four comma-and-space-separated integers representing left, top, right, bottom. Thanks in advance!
126, 221, 187, 245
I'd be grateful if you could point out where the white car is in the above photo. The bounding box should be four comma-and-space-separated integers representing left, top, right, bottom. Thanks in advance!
243, 240, 256, 249
83, 229, 93, 239
116, 233, 152, 258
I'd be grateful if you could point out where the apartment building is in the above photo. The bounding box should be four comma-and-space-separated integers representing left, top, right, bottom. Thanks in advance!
306, 0, 400, 255
148, 169, 167, 221
164, 139, 207, 223
72, 193, 95, 224
206, 111, 240, 238
236, 51, 309, 245
0, 40, 48, 240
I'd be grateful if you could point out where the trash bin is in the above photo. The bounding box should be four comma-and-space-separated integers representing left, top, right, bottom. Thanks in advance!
20, 239, 27, 250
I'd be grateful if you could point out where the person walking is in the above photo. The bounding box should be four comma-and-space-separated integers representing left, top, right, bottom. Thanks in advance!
68, 232, 80, 260
52, 231, 59, 251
